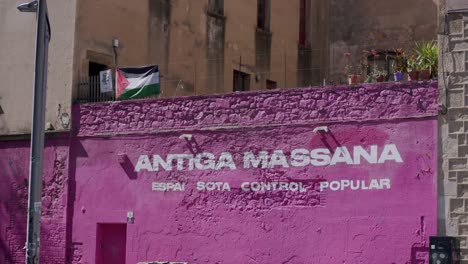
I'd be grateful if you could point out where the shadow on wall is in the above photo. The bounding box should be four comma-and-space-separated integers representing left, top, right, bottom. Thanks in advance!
119, 154, 137, 180
0, 141, 30, 264
66, 139, 88, 263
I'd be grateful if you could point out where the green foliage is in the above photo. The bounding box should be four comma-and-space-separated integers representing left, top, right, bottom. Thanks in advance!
414, 40, 438, 76
407, 56, 421, 72
390, 48, 408, 73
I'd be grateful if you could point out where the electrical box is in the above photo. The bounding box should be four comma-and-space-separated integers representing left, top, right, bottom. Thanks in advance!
429, 236, 460, 264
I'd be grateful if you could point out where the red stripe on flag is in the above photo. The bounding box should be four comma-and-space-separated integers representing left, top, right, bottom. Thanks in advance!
116, 69, 130, 98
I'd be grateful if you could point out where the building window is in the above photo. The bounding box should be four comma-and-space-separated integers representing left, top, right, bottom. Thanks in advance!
367, 50, 397, 81
208, 0, 224, 16
257, 0, 270, 31
299, 0, 307, 46
233, 70, 250, 92
266, 79, 277, 90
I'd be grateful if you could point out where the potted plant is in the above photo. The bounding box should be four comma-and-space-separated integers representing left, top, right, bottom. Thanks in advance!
389, 48, 407, 82
414, 40, 438, 80
369, 49, 386, 83
373, 69, 387, 82
344, 52, 367, 85
344, 52, 360, 85
407, 56, 420, 81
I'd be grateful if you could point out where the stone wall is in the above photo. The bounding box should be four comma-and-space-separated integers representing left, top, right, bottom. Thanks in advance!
75, 81, 439, 136
438, 8, 468, 263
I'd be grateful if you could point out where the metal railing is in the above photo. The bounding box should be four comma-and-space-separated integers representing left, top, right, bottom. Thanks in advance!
76, 75, 115, 103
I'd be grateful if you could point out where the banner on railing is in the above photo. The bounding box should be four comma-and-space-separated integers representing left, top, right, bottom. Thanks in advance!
99, 69, 113, 93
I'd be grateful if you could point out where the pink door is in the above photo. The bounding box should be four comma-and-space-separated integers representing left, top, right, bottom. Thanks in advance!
96, 224, 127, 264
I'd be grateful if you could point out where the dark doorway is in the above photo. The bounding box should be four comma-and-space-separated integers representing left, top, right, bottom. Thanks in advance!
95, 223, 127, 264
89, 62, 107, 77
233, 70, 250, 92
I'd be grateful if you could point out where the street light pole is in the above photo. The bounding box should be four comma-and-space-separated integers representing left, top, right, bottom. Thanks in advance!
18, 0, 51, 263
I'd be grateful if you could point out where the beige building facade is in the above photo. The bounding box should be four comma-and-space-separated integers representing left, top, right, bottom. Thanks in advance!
0, 0, 76, 135
74, 0, 329, 98
0, 0, 438, 136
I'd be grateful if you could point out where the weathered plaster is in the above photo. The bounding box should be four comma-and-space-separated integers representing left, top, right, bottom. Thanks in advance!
0, 138, 69, 264
0, 0, 76, 135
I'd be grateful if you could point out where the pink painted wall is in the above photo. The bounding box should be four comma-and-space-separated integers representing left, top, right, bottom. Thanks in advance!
0, 81, 439, 263
70, 81, 439, 263
0, 138, 69, 264
72, 121, 436, 264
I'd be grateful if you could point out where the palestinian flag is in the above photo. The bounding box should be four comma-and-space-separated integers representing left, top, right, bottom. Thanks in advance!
116, 65, 160, 100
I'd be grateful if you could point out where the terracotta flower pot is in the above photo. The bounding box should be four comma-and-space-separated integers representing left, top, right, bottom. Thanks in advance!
348, 74, 361, 85
408, 71, 420, 81
420, 69, 431, 80
376, 75, 385, 83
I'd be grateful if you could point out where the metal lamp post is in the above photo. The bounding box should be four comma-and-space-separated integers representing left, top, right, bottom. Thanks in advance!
17, 0, 51, 263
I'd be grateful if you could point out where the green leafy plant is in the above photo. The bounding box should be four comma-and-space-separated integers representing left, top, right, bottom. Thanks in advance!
389, 48, 408, 73
414, 40, 438, 76
407, 56, 421, 72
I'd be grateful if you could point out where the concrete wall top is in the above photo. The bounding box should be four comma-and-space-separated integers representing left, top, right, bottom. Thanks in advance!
74, 81, 439, 137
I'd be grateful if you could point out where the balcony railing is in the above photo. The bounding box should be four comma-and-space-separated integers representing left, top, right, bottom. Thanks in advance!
76, 75, 115, 103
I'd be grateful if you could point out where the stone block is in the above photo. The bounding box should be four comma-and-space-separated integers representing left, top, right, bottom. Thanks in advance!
459, 185, 468, 197
451, 198, 465, 213
448, 178, 460, 195
451, 90, 466, 107
462, 251, 468, 262
458, 236, 468, 248
450, 72, 468, 85
461, 146, 468, 157
459, 171, 468, 184
444, 51, 465, 73
449, 120, 464, 133
449, 14, 464, 35
459, 134, 467, 145
449, 108, 468, 121
451, 41, 468, 52
460, 225, 468, 235
450, 158, 468, 170
460, 215, 468, 224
